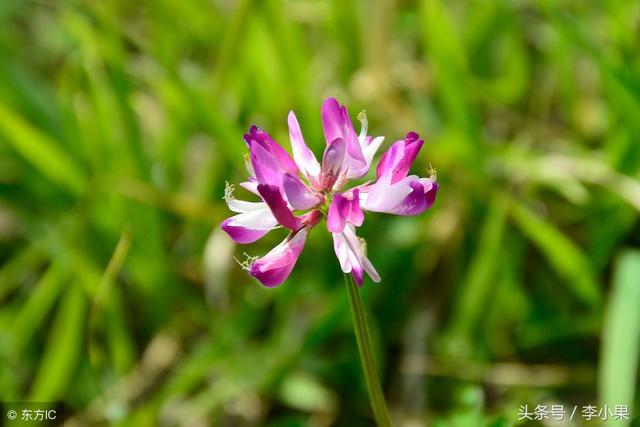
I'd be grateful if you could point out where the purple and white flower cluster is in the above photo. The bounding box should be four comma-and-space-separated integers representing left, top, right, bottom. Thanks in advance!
221, 98, 438, 287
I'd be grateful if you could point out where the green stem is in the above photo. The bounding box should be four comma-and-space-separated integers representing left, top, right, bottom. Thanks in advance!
344, 273, 392, 426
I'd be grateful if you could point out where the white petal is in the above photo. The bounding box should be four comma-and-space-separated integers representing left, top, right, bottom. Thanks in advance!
332, 232, 352, 273
345, 226, 378, 282
362, 257, 381, 282
363, 136, 385, 166
226, 199, 269, 214
239, 181, 260, 195
333, 224, 380, 283
225, 182, 268, 213
228, 208, 278, 230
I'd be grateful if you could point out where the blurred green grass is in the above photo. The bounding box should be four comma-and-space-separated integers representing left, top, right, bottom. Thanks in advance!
0, 0, 640, 425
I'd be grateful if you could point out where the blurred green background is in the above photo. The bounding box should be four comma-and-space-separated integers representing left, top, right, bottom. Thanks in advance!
1, 0, 640, 425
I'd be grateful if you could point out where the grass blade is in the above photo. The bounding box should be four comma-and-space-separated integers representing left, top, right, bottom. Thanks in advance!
599, 250, 640, 425
29, 284, 86, 401
0, 102, 85, 194
509, 198, 601, 307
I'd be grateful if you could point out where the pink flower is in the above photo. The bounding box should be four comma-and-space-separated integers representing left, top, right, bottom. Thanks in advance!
222, 98, 438, 286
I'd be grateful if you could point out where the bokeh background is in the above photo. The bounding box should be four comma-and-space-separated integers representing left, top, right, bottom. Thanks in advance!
1, 0, 639, 425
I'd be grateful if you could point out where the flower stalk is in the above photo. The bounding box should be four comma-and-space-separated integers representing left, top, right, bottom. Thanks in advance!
345, 273, 392, 426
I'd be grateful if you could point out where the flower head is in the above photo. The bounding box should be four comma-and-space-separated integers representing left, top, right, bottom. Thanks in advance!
221, 98, 438, 286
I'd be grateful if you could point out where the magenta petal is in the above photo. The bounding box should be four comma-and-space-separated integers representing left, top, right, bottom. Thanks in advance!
365, 175, 438, 216
246, 125, 299, 176
257, 184, 301, 230
347, 189, 365, 226
321, 98, 370, 181
321, 98, 363, 161
221, 218, 271, 244
321, 98, 344, 145
362, 175, 413, 214
351, 265, 364, 286
320, 137, 346, 190
388, 180, 428, 216
375, 148, 394, 179
250, 227, 309, 287
250, 140, 281, 187
342, 106, 364, 163
288, 111, 321, 181
322, 98, 370, 181
423, 180, 438, 209
327, 195, 347, 233
376, 132, 424, 184
327, 190, 364, 232
322, 137, 346, 176
282, 173, 323, 210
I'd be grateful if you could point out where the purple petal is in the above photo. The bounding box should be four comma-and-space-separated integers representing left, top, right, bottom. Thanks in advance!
364, 175, 415, 213
346, 189, 365, 226
321, 98, 365, 175
249, 140, 281, 187
288, 111, 321, 183
257, 184, 301, 230
327, 189, 364, 233
282, 173, 323, 210
341, 106, 364, 163
250, 227, 309, 287
386, 180, 428, 216
376, 132, 424, 184
220, 201, 278, 244
351, 262, 364, 286
364, 175, 438, 216
222, 182, 278, 243
319, 137, 346, 190
422, 179, 439, 209
246, 126, 299, 176
321, 98, 345, 145
331, 102, 363, 162
322, 137, 346, 176
327, 196, 347, 233
221, 217, 272, 244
